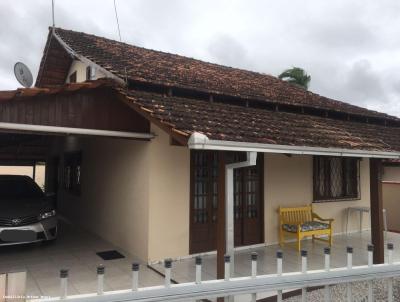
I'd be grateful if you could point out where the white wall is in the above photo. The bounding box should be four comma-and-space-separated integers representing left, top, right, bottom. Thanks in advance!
66, 60, 106, 83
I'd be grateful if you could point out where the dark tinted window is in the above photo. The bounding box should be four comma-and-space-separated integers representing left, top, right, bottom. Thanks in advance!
86, 66, 92, 80
0, 177, 43, 200
69, 71, 77, 83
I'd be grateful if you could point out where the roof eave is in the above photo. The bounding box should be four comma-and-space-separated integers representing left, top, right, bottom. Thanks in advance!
188, 132, 400, 159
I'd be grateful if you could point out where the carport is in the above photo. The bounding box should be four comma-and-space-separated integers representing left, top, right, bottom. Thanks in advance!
0, 80, 161, 296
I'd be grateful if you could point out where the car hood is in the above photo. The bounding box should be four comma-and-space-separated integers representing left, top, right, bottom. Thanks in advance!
0, 198, 53, 218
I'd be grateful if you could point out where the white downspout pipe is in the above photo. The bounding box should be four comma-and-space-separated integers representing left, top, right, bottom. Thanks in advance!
225, 151, 257, 301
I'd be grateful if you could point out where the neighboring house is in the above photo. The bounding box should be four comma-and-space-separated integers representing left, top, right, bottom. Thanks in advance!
0, 28, 399, 265
382, 160, 400, 232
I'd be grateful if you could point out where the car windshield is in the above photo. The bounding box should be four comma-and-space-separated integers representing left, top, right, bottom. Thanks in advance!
0, 177, 44, 200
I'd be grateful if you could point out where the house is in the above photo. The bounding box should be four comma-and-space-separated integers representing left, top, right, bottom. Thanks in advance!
0, 27, 399, 272
382, 160, 400, 232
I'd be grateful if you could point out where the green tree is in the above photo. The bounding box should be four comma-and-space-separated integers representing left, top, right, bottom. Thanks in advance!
278, 67, 311, 90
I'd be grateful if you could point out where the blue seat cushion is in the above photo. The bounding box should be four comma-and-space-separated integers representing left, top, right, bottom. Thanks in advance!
282, 221, 330, 233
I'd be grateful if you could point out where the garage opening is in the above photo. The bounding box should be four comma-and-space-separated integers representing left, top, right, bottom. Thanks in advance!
0, 162, 46, 189
0, 83, 159, 296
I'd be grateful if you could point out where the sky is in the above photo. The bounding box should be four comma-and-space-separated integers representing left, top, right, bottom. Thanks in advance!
1, 0, 400, 116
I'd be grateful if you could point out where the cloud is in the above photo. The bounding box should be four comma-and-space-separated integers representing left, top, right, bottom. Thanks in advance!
0, 0, 400, 117
344, 60, 386, 105
307, 21, 379, 53
208, 34, 250, 68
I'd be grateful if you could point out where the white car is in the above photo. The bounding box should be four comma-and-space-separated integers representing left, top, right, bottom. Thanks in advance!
0, 175, 57, 245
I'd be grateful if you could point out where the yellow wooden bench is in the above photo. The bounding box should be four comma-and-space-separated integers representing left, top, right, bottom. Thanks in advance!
278, 205, 333, 251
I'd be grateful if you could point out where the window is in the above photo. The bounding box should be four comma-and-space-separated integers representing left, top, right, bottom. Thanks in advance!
86, 66, 92, 80
64, 152, 82, 195
69, 71, 77, 83
313, 156, 360, 202
192, 151, 218, 224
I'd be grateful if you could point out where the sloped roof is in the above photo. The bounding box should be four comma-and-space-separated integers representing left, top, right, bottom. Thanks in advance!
36, 28, 398, 122
30, 28, 400, 155
2, 78, 400, 154
117, 88, 400, 153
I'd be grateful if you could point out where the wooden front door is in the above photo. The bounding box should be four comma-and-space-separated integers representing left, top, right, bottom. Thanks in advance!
190, 151, 263, 254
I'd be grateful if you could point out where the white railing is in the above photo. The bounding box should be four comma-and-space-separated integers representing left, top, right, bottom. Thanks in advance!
1, 271, 27, 301
31, 243, 399, 302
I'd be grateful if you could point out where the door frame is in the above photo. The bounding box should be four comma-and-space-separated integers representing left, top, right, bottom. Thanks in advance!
189, 151, 264, 254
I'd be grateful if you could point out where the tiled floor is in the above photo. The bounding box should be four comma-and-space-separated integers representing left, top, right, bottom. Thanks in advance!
150, 231, 400, 301
0, 221, 164, 298
152, 231, 400, 283
1, 226, 398, 301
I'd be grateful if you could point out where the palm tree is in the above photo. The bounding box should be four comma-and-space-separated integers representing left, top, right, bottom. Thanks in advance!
278, 67, 311, 90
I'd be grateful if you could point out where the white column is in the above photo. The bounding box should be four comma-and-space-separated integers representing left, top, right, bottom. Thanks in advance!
132, 263, 139, 291
347, 247, 353, 302
225, 152, 257, 279
59, 269, 68, 299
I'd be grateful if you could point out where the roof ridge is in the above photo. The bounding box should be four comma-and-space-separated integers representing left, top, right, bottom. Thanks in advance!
43, 27, 398, 121
53, 27, 279, 78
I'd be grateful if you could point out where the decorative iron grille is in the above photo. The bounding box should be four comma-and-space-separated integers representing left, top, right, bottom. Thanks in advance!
313, 156, 360, 202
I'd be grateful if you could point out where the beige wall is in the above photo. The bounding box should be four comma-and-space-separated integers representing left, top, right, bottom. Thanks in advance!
264, 154, 371, 244
57, 125, 190, 262
55, 127, 374, 262
147, 125, 190, 262
383, 183, 400, 231
383, 166, 400, 182
57, 135, 151, 261
382, 166, 400, 232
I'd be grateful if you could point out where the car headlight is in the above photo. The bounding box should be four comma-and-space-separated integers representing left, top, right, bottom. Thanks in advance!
38, 210, 56, 221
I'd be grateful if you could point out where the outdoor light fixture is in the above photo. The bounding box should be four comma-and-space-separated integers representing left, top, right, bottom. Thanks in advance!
38, 210, 56, 221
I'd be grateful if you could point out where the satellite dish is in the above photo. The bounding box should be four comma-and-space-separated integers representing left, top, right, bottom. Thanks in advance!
14, 62, 33, 88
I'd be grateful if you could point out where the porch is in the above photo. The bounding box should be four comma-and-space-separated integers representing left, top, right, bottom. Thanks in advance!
8, 230, 396, 301
4, 229, 397, 300
149, 231, 400, 301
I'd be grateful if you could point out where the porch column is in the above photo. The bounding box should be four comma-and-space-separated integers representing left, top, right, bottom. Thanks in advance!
217, 152, 226, 280
369, 158, 384, 264
216, 152, 226, 302
224, 152, 257, 274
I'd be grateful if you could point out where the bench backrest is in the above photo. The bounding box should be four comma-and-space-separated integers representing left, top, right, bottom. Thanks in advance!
279, 205, 312, 225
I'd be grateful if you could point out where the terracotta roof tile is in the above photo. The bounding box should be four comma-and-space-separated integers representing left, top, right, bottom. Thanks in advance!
2, 79, 400, 153
51, 28, 398, 121
119, 89, 400, 152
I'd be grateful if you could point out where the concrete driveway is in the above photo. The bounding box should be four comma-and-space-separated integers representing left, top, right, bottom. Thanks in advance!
0, 220, 164, 298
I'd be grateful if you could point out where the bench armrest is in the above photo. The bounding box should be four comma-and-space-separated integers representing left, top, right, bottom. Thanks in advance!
312, 213, 334, 224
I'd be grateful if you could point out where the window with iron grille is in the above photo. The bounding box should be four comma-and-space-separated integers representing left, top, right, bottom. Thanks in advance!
313, 156, 360, 202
